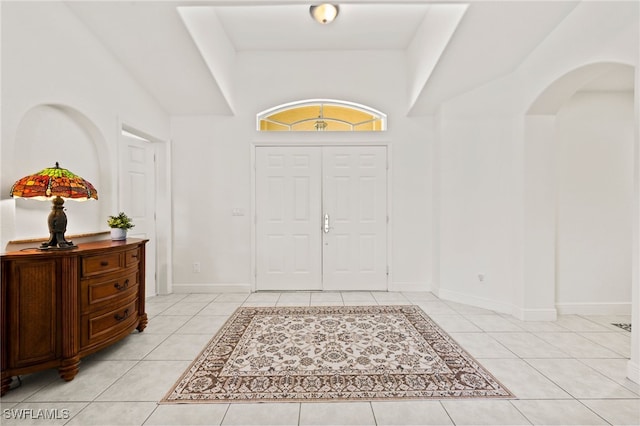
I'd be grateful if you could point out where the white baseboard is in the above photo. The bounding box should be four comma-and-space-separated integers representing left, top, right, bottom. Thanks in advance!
437, 288, 513, 315
628, 360, 640, 385
172, 283, 251, 294
389, 282, 430, 292
556, 302, 631, 315
512, 307, 558, 321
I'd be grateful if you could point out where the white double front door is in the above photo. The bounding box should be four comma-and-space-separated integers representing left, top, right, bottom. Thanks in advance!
256, 146, 388, 291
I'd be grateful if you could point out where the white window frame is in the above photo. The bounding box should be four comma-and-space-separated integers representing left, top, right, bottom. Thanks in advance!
256, 99, 388, 131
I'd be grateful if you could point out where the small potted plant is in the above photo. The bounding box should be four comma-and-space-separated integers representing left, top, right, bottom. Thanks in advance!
107, 212, 134, 241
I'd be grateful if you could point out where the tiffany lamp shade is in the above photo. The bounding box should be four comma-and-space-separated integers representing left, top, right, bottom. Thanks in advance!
10, 162, 98, 249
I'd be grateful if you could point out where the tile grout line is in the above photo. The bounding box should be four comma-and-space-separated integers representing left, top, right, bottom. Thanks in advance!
519, 357, 586, 403
575, 398, 615, 426
506, 399, 534, 426
438, 400, 456, 426
368, 401, 378, 426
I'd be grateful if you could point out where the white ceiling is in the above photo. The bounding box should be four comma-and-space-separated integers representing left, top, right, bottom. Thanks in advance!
66, 1, 231, 115
64, 1, 625, 117
213, 4, 430, 51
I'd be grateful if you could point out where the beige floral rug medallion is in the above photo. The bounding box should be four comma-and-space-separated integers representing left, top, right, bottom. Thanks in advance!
162, 305, 513, 403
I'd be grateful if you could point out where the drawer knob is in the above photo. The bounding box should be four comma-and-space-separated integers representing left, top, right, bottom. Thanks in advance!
114, 279, 130, 291
114, 309, 130, 322
100, 261, 109, 267
131, 254, 138, 259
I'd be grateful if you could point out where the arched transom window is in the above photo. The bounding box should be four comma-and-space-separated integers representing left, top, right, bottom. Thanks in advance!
257, 99, 387, 132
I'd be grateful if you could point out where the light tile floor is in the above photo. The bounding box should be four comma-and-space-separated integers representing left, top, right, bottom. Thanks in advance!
1, 291, 638, 425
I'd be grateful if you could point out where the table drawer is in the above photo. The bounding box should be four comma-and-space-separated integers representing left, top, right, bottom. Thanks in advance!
124, 248, 140, 267
81, 269, 139, 313
81, 252, 122, 277
81, 297, 138, 349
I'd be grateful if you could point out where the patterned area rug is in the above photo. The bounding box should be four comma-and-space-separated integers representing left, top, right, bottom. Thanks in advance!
612, 323, 632, 332
162, 305, 513, 403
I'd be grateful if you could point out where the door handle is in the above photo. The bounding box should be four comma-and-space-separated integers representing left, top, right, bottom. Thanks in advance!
324, 213, 330, 233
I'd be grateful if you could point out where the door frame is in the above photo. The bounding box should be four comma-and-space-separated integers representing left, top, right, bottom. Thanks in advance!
251, 141, 393, 292
117, 121, 173, 297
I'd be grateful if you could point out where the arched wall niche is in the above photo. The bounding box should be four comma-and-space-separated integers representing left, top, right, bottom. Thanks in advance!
520, 61, 636, 325
9, 103, 111, 242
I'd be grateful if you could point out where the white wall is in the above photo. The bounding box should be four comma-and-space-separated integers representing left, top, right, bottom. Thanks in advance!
1, 1, 170, 249
434, 1, 638, 317
171, 50, 433, 291
437, 121, 518, 309
630, 40, 640, 384
436, 75, 521, 312
171, 115, 249, 289
555, 91, 634, 314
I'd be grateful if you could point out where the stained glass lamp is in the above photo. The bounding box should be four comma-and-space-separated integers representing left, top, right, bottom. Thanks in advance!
10, 162, 98, 249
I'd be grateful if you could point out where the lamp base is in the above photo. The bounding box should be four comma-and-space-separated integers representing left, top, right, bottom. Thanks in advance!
40, 196, 77, 250
39, 241, 77, 250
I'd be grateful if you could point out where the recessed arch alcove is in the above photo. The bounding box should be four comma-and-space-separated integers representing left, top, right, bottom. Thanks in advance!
522, 62, 636, 320
10, 104, 111, 240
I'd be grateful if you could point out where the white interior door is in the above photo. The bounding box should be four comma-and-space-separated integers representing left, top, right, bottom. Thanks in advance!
256, 147, 322, 290
322, 146, 388, 291
256, 146, 387, 291
120, 133, 157, 299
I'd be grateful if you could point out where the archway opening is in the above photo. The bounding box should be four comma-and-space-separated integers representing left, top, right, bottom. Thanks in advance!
523, 62, 635, 321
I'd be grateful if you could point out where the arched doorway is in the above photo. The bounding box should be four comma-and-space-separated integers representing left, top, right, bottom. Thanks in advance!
524, 62, 637, 382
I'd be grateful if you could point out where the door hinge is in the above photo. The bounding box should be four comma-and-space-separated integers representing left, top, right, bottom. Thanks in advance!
387, 215, 389, 224
386, 265, 390, 276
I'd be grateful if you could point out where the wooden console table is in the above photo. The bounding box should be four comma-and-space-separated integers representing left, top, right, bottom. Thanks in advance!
0, 238, 148, 396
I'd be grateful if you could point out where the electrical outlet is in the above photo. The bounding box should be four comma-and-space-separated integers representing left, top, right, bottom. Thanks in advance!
193, 262, 201, 273
478, 273, 485, 283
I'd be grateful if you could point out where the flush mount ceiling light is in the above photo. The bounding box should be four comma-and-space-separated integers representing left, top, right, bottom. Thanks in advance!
310, 4, 339, 24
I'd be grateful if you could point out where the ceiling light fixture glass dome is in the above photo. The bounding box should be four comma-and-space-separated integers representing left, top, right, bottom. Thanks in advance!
310, 4, 339, 24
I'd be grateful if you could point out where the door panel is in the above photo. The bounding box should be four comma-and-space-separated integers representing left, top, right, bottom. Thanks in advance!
322, 146, 387, 290
256, 147, 322, 290
120, 134, 156, 298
